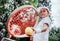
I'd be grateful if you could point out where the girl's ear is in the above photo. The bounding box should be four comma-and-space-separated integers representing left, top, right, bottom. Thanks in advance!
48, 12, 51, 16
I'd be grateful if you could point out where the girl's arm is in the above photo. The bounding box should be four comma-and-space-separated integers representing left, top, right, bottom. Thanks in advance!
41, 23, 49, 32
34, 23, 49, 33
34, 16, 39, 28
31, 16, 39, 34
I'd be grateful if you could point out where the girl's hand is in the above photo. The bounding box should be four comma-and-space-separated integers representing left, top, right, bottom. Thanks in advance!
31, 27, 34, 30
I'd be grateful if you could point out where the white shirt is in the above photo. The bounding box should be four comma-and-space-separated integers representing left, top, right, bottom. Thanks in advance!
33, 16, 51, 41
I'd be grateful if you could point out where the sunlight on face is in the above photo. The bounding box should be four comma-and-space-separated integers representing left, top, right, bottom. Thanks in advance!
40, 8, 49, 18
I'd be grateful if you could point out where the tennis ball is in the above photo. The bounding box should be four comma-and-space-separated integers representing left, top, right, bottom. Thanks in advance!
25, 27, 34, 36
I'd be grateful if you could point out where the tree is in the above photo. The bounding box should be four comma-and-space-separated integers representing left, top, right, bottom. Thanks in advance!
49, 27, 60, 41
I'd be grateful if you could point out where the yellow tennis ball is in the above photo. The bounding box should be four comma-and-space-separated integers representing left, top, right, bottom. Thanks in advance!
25, 27, 34, 36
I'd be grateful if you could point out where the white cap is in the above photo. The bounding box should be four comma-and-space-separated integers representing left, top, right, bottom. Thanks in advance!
37, 7, 50, 14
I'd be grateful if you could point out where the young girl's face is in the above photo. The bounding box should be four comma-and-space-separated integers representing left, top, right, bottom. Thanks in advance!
40, 8, 49, 18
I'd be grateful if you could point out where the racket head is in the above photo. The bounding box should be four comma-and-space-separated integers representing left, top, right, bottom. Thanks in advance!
6, 5, 38, 37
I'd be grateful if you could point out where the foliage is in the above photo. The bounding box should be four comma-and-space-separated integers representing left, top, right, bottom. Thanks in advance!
49, 27, 60, 41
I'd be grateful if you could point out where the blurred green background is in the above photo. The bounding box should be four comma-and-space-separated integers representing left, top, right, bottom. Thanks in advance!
0, 0, 60, 41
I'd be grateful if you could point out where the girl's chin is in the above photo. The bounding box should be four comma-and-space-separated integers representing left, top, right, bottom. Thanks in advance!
40, 16, 46, 18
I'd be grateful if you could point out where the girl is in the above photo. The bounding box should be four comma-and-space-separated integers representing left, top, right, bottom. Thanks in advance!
33, 7, 51, 41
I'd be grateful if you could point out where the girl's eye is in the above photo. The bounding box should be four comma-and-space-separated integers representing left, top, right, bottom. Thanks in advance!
40, 9, 46, 13
42, 9, 46, 12
40, 10, 46, 12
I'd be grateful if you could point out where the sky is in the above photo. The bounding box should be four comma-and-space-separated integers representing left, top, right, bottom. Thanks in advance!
51, 0, 60, 28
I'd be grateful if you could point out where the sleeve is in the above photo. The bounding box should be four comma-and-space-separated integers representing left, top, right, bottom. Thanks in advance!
43, 18, 51, 27
34, 17, 51, 33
